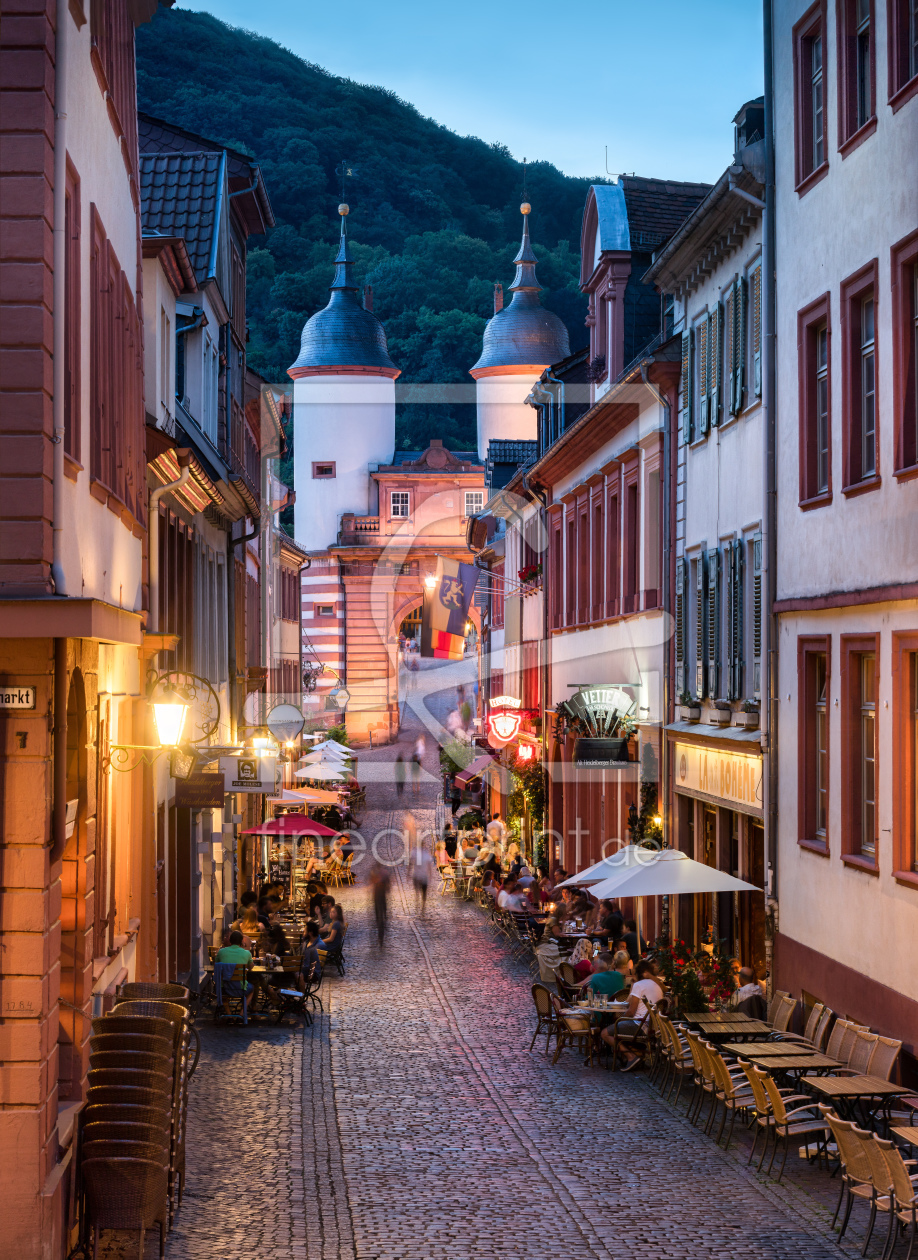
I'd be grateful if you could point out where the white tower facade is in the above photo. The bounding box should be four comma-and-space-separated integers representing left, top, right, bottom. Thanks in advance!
469, 205, 570, 462
289, 206, 399, 552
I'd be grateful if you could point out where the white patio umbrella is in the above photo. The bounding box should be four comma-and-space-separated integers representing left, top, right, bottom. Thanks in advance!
312, 739, 351, 755
555, 846, 647, 887
587, 848, 760, 900
294, 763, 346, 782
301, 748, 348, 765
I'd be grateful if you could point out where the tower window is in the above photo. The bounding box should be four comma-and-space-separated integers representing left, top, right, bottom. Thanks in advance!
312, 462, 336, 479
464, 491, 484, 518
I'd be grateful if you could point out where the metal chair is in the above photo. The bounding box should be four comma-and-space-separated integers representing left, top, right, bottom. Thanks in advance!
214, 962, 249, 1024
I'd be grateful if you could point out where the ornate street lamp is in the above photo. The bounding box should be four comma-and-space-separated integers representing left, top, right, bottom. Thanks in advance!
104, 669, 221, 773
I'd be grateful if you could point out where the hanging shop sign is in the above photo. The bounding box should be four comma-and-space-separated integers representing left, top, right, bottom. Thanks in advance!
562, 686, 635, 766
219, 756, 278, 794
175, 772, 226, 809
673, 740, 763, 813
572, 737, 631, 768
487, 694, 522, 747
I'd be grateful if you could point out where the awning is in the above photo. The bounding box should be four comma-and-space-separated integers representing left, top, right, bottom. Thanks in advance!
455, 754, 495, 787
242, 816, 338, 837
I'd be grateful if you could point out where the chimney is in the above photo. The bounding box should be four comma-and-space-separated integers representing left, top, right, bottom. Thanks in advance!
493, 282, 503, 315
363, 284, 373, 312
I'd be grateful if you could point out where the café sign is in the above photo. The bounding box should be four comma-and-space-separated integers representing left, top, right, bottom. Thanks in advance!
674, 740, 763, 813
218, 756, 277, 794
561, 686, 634, 737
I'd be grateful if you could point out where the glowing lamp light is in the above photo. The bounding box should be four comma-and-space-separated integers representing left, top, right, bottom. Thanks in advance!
517, 743, 536, 763
153, 698, 189, 747
487, 709, 522, 746
653, 814, 663, 827
424, 574, 437, 589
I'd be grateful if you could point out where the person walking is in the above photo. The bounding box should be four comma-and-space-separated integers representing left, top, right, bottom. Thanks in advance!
410, 751, 422, 797
394, 753, 405, 798
409, 837, 436, 914
370, 861, 391, 947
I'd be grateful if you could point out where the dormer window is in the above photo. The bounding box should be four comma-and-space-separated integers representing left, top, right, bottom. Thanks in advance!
391, 491, 410, 518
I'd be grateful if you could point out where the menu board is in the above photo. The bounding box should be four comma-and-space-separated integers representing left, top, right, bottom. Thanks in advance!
268, 860, 291, 897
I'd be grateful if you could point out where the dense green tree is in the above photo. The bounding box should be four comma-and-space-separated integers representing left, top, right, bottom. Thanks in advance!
136, 6, 598, 450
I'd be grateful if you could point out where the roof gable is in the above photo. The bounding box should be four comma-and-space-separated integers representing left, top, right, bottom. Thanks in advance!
140, 151, 226, 286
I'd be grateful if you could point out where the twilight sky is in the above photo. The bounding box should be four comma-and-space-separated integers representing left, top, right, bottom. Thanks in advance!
180, 1, 765, 184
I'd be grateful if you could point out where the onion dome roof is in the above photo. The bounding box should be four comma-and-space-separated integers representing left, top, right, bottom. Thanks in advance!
470, 204, 570, 378
288, 206, 399, 379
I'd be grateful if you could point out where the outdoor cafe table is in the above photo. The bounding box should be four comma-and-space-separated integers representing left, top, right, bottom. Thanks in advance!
735, 1049, 841, 1074
720, 1041, 830, 1058
802, 1074, 910, 1125
684, 1011, 752, 1023
890, 1126, 918, 1150
693, 1018, 773, 1040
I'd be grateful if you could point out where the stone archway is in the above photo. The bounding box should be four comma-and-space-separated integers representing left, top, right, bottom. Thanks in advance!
59, 668, 88, 1102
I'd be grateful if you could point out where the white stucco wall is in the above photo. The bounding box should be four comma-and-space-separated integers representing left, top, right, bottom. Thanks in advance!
475, 373, 540, 462
293, 375, 396, 552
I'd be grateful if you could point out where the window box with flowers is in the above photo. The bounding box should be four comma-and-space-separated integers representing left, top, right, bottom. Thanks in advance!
518, 562, 542, 589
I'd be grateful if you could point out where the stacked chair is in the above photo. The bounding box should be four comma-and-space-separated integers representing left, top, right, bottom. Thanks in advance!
77, 984, 198, 1257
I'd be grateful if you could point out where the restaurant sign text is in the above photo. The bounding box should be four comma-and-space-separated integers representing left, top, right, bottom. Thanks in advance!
674, 741, 763, 813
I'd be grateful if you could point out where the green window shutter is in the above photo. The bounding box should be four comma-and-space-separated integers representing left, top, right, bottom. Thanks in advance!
724, 286, 735, 418
706, 547, 720, 696
735, 276, 747, 413
695, 554, 707, 698
675, 556, 686, 695
698, 320, 709, 435
725, 538, 736, 698
751, 533, 762, 698
731, 539, 745, 699
751, 266, 762, 398
680, 331, 693, 445
710, 306, 723, 428
728, 278, 739, 414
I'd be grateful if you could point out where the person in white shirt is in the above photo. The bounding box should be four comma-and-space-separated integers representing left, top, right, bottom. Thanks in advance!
727, 966, 766, 1011
409, 841, 436, 912
485, 813, 507, 850
600, 959, 665, 1070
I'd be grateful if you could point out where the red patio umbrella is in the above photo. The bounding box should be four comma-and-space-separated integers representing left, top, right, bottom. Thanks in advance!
242, 816, 339, 836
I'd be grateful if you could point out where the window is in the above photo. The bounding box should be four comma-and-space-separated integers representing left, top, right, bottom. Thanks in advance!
749, 263, 763, 399
592, 500, 603, 618
794, 4, 829, 188
464, 491, 484, 517
892, 231, 918, 474
892, 633, 918, 882
841, 635, 880, 866
551, 521, 563, 629
838, 0, 876, 146
798, 292, 832, 504
391, 491, 410, 517
315, 604, 334, 617
725, 539, 745, 699
887, 0, 918, 107
64, 162, 81, 462
799, 642, 831, 853
606, 491, 620, 617
578, 508, 588, 622
624, 478, 640, 613
680, 330, 694, 444
201, 332, 219, 447
695, 310, 722, 435
312, 462, 336, 479
841, 260, 880, 492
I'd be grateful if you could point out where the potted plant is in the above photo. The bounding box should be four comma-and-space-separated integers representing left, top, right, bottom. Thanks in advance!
678, 690, 701, 721
709, 699, 732, 724
734, 699, 760, 727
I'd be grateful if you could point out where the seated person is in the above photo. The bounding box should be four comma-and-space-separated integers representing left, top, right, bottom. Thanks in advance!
229, 905, 263, 948
298, 920, 324, 990
728, 965, 766, 1016
434, 839, 450, 868
319, 904, 345, 951
550, 866, 569, 892
215, 930, 254, 1011
600, 959, 665, 1070
442, 824, 458, 859
325, 836, 346, 871
480, 870, 501, 902
307, 882, 326, 917
595, 899, 624, 942
534, 933, 563, 984
461, 836, 480, 862
569, 938, 595, 982
264, 923, 291, 959
580, 951, 629, 999
256, 897, 274, 929
569, 892, 592, 922
238, 890, 259, 912
623, 919, 649, 962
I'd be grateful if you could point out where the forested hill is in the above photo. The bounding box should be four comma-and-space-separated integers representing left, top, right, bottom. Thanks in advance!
135, 7, 598, 450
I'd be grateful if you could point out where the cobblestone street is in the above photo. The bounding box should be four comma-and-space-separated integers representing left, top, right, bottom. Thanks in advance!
157, 688, 873, 1260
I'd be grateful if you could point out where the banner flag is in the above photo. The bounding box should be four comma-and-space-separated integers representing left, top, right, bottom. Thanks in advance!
421, 556, 479, 659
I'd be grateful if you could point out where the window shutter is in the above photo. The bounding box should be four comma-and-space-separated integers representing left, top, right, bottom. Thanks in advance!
751, 534, 762, 698
675, 556, 686, 694
734, 276, 747, 413
725, 538, 736, 698
695, 554, 707, 698
709, 306, 722, 428
731, 539, 745, 699
680, 331, 693, 445
751, 266, 762, 398
706, 547, 720, 696
698, 320, 709, 435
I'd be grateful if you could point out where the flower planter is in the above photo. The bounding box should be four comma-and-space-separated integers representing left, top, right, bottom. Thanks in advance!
733, 711, 760, 728
679, 705, 701, 721
708, 708, 732, 725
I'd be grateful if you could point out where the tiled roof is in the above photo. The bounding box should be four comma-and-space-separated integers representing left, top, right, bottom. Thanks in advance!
620, 176, 712, 248
140, 151, 224, 283
486, 440, 538, 465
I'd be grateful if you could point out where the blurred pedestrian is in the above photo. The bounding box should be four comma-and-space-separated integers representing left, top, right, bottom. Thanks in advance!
369, 861, 390, 947
394, 753, 405, 798
410, 838, 436, 913
410, 751, 422, 796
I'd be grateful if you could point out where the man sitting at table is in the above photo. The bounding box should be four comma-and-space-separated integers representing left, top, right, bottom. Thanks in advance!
215, 931, 254, 1015
600, 958, 665, 1070
579, 951, 629, 998
728, 965, 766, 1017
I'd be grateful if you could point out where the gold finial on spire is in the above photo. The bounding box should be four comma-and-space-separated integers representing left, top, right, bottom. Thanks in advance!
520, 202, 531, 215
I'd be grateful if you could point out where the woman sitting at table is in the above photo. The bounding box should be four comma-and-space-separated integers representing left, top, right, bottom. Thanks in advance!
230, 904, 263, 949
264, 923, 291, 959
434, 838, 450, 868
600, 958, 665, 1070
480, 870, 501, 902
319, 903, 346, 952
569, 937, 595, 982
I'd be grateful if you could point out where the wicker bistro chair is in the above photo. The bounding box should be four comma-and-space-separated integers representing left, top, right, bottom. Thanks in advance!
683, 1029, 715, 1126
213, 963, 250, 1024
83, 1120, 171, 1151
779, 1002, 825, 1047
88, 1068, 174, 1095
82, 1156, 169, 1260
759, 1071, 830, 1181
318, 924, 348, 976
83, 1138, 171, 1165
741, 1062, 780, 1170
836, 1029, 880, 1076
709, 1045, 756, 1149
819, 1108, 876, 1240
89, 1050, 174, 1076
92, 1014, 174, 1044
769, 995, 798, 1036
550, 999, 597, 1068
878, 1135, 918, 1260
851, 1126, 899, 1257
658, 1017, 694, 1107
529, 983, 560, 1054
117, 982, 191, 1008
90, 1033, 174, 1063
110, 1001, 200, 1078
766, 989, 792, 1026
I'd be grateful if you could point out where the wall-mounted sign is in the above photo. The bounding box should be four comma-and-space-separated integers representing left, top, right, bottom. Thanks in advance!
266, 703, 305, 743
674, 740, 763, 814
219, 756, 277, 794
572, 737, 631, 768
175, 773, 226, 809
489, 695, 521, 710
561, 686, 634, 736
487, 710, 521, 746
517, 742, 537, 763
0, 686, 36, 710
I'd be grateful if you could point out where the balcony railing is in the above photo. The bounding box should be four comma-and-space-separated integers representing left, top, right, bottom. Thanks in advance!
339, 513, 380, 544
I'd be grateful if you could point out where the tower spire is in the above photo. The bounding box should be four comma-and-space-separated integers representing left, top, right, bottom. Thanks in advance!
329, 202, 358, 292
508, 202, 542, 294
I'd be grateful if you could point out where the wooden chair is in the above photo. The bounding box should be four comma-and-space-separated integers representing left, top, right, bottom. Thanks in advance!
769, 995, 798, 1035
551, 1004, 596, 1067
708, 1045, 755, 1149
214, 963, 250, 1025
760, 1070, 830, 1181
779, 1001, 824, 1046
529, 983, 559, 1054
819, 1108, 875, 1240
853, 1125, 897, 1257
766, 989, 791, 1025
877, 1135, 918, 1260
658, 1017, 693, 1107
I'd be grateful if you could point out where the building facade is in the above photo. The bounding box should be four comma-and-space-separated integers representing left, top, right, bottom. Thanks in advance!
772, 0, 918, 1060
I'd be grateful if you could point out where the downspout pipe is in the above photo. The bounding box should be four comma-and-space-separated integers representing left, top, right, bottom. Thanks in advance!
522, 470, 550, 842
50, 0, 69, 595
763, 0, 780, 962
148, 453, 192, 633
229, 517, 261, 735
51, 637, 68, 863
642, 362, 672, 852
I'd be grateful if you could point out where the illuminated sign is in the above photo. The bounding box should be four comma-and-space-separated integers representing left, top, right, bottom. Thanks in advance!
517, 742, 537, 763
489, 695, 521, 709
487, 710, 522, 745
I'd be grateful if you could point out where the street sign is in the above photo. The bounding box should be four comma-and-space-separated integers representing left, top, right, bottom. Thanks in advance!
175, 773, 226, 809
219, 756, 277, 794
266, 703, 305, 743
0, 686, 36, 710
